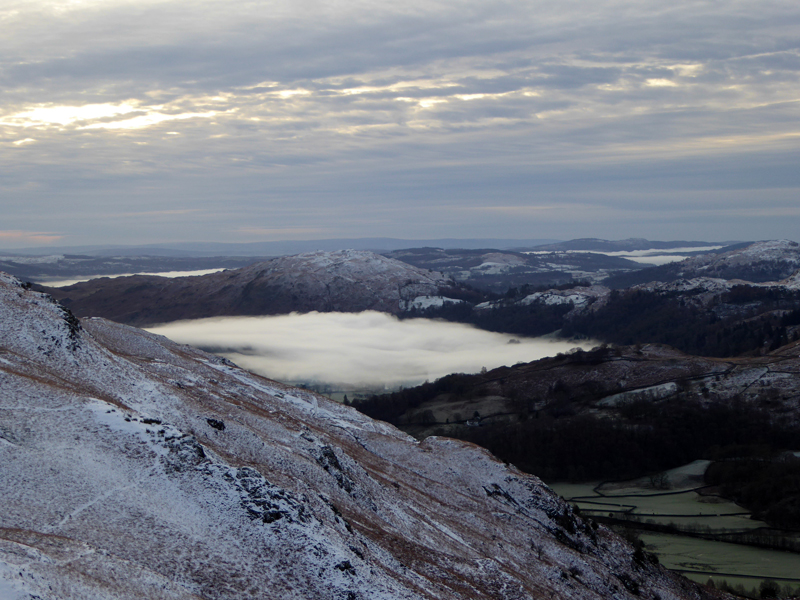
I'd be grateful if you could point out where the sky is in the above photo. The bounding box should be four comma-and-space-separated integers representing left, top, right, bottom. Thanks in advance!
2, 0, 800, 249
146, 312, 595, 389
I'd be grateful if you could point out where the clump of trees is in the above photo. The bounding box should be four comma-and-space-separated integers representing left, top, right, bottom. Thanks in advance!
705, 455, 800, 529
411, 283, 800, 358
406, 295, 573, 338
356, 379, 799, 484
562, 287, 800, 357
710, 577, 800, 599
455, 401, 796, 482
354, 372, 482, 424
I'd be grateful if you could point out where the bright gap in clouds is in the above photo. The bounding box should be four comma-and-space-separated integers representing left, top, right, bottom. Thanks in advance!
147, 312, 594, 391
3, 103, 137, 127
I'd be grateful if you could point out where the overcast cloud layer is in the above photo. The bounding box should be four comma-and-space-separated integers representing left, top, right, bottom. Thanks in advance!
2, 0, 800, 247
147, 312, 592, 388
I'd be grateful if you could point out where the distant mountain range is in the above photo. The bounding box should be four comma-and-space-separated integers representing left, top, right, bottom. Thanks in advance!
0, 254, 262, 284
533, 238, 738, 252
0, 272, 722, 600
3, 237, 562, 258
35, 241, 800, 350
2, 238, 742, 288
423, 241, 800, 357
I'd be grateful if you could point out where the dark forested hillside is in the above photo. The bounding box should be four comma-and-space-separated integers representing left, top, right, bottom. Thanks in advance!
355, 343, 800, 489
561, 287, 800, 356
411, 284, 800, 358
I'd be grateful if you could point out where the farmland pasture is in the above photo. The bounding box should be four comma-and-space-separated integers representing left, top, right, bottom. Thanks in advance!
642, 532, 800, 591
550, 461, 800, 590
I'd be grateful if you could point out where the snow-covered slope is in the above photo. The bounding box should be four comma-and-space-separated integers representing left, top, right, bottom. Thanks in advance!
606, 240, 800, 288
475, 285, 612, 317
485, 266, 799, 317
385, 247, 643, 291
664, 240, 800, 281
0, 273, 723, 599
45, 249, 456, 326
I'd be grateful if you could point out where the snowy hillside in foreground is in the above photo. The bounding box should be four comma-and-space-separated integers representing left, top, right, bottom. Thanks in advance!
0, 273, 725, 600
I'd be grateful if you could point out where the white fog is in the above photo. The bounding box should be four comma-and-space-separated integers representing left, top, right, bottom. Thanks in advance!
147, 311, 594, 391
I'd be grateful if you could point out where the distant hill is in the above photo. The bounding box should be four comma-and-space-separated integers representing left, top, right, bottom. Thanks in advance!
0, 254, 263, 283
407, 242, 800, 357
532, 238, 734, 252
604, 240, 798, 288
385, 247, 643, 291
41, 250, 457, 326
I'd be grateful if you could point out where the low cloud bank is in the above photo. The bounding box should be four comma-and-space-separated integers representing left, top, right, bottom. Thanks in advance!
147, 311, 593, 389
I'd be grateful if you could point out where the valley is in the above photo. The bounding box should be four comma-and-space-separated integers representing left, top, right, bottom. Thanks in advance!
551, 470, 800, 595
5, 237, 800, 597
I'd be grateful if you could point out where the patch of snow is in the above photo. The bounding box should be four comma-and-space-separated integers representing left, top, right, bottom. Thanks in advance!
598, 382, 679, 407
403, 295, 463, 310
86, 398, 183, 457
0, 566, 31, 600
476, 285, 612, 315
626, 255, 690, 265
634, 278, 735, 295
521, 292, 588, 307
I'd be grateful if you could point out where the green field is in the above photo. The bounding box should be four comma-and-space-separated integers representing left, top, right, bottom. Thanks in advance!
642, 532, 800, 593
550, 461, 800, 594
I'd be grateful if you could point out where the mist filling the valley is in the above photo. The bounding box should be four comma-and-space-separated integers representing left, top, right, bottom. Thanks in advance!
147, 311, 594, 393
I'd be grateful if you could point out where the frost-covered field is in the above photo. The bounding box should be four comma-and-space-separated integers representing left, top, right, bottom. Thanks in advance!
641, 533, 800, 591
551, 463, 800, 590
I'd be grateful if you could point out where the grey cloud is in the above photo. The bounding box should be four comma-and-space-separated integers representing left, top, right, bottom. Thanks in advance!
2, 1, 800, 247
532, 65, 625, 89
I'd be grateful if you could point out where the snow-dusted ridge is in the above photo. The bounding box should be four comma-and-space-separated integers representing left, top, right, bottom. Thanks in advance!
46, 249, 460, 326
476, 240, 800, 316
0, 273, 726, 599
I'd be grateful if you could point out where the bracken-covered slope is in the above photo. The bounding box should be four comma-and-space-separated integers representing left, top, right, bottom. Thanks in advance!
0, 273, 726, 600
42, 249, 455, 326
